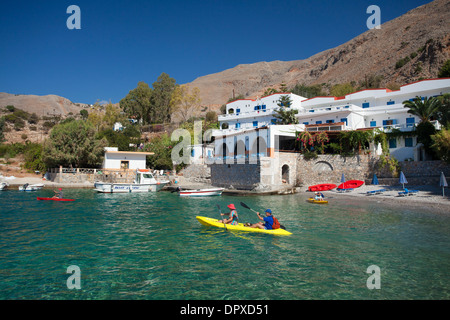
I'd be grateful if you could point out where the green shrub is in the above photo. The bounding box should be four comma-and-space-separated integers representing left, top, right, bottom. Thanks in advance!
395, 56, 410, 69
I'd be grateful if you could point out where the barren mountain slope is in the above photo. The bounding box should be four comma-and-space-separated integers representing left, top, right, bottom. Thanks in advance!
0, 92, 87, 117
188, 0, 450, 107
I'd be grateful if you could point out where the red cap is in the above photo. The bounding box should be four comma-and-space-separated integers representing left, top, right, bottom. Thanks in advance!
227, 204, 236, 210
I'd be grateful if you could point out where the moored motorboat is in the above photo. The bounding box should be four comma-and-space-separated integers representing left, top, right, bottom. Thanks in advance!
178, 187, 224, 197
18, 183, 44, 191
0, 182, 9, 190
94, 169, 169, 193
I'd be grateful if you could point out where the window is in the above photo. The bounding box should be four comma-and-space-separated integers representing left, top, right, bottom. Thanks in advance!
389, 139, 397, 149
341, 118, 348, 125
405, 137, 413, 147
406, 117, 415, 127
326, 120, 334, 124
191, 149, 195, 157
316, 121, 322, 124
383, 119, 397, 128
236, 108, 240, 115
253, 121, 258, 127
362, 102, 370, 108
303, 122, 309, 125
370, 121, 377, 127
120, 161, 129, 169
271, 119, 277, 124
235, 123, 241, 129
262, 105, 267, 111
387, 101, 395, 105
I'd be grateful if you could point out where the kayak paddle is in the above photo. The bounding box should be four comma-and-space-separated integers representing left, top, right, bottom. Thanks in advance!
216, 204, 226, 230
240, 202, 258, 213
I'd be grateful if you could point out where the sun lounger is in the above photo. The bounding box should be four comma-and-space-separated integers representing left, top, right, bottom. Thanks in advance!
366, 189, 386, 195
337, 188, 353, 193
398, 188, 419, 197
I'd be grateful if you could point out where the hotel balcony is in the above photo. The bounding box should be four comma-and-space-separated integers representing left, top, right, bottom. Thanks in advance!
302, 103, 363, 114
380, 120, 441, 132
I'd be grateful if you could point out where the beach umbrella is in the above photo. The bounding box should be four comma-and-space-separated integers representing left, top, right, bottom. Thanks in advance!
399, 171, 408, 189
371, 174, 379, 185
440, 172, 448, 197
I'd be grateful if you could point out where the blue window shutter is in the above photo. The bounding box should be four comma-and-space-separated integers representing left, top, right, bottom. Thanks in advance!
389, 139, 397, 148
362, 102, 370, 108
405, 138, 413, 147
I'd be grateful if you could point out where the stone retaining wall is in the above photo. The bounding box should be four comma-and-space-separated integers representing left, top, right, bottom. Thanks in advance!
210, 163, 260, 190
399, 160, 450, 177
210, 153, 450, 190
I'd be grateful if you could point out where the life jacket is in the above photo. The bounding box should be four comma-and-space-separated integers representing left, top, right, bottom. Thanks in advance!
230, 210, 238, 225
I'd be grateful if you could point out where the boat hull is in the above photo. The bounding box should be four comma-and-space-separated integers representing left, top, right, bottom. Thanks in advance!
196, 216, 292, 236
37, 197, 75, 201
19, 184, 44, 191
307, 198, 328, 204
94, 181, 168, 193
337, 180, 364, 189
179, 188, 224, 197
308, 184, 337, 192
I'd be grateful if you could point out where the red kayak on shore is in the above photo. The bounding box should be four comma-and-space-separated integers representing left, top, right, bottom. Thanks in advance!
337, 180, 364, 189
37, 197, 75, 202
308, 184, 337, 192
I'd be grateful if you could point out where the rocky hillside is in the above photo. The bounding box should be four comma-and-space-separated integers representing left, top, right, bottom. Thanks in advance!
0, 93, 92, 144
188, 0, 450, 106
0, 92, 88, 117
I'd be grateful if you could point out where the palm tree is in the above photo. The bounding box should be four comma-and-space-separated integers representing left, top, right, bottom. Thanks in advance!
403, 96, 441, 159
403, 96, 441, 123
340, 130, 373, 154
274, 95, 299, 124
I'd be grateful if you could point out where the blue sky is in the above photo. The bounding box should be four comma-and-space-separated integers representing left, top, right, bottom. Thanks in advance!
0, 0, 432, 104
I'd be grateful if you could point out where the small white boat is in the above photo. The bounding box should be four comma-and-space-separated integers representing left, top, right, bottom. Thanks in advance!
0, 182, 9, 190
178, 187, 224, 197
94, 169, 169, 193
18, 183, 44, 191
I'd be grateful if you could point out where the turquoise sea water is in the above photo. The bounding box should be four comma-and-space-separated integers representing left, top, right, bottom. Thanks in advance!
0, 189, 449, 300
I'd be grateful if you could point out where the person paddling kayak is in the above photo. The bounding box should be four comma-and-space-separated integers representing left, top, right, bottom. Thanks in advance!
246, 209, 278, 230
218, 204, 239, 225
52, 188, 63, 199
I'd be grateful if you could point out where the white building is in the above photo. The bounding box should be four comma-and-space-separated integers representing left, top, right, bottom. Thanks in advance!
113, 122, 124, 131
214, 78, 450, 162
189, 144, 215, 165
102, 147, 154, 170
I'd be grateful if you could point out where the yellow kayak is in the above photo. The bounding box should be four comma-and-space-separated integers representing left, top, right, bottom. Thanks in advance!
307, 198, 328, 204
196, 216, 292, 236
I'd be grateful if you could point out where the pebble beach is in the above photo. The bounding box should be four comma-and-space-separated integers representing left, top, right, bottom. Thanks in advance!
2, 172, 449, 215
